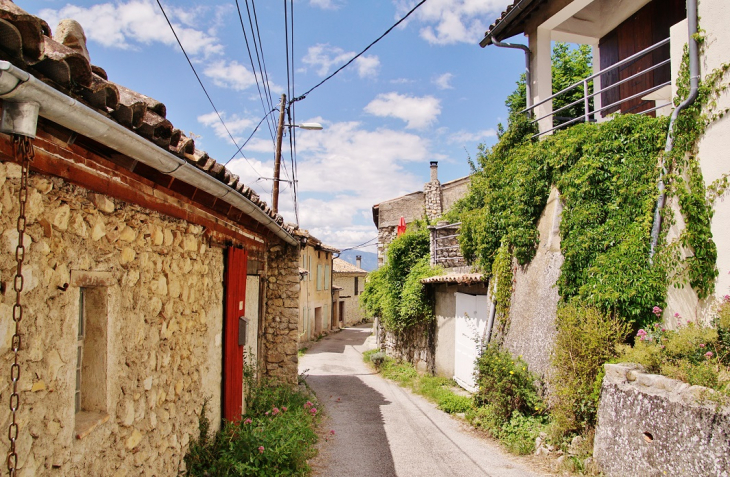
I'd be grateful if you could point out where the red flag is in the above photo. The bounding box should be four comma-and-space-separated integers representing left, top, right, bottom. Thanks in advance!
396, 216, 407, 237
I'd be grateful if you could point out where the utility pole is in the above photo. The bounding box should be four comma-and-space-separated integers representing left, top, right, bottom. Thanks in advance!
272, 93, 286, 214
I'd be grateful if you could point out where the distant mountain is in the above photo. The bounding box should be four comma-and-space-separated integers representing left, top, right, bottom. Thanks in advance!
338, 250, 377, 272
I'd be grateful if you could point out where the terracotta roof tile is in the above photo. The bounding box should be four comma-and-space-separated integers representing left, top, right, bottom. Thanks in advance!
421, 273, 486, 285
333, 258, 367, 274
0, 0, 296, 237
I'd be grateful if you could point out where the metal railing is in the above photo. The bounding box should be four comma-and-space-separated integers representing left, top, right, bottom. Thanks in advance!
431, 222, 466, 266
525, 38, 673, 138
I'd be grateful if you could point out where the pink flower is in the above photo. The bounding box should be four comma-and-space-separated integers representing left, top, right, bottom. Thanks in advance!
724, 294, 730, 303
637, 329, 648, 341
674, 312, 681, 318
265, 411, 270, 416
244, 418, 252, 425
699, 343, 706, 348
652, 306, 662, 316
282, 406, 287, 412
330, 430, 335, 435
705, 351, 714, 358
258, 446, 265, 454
272, 407, 280, 416
304, 401, 313, 409
309, 407, 317, 416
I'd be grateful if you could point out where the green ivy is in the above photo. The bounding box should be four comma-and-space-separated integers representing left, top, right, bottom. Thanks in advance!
360, 224, 442, 332
491, 243, 513, 337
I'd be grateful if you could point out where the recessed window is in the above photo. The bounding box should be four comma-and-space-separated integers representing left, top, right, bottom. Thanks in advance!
354, 277, 359, 296
77, 287, 108, 414
324, 265, 331, 290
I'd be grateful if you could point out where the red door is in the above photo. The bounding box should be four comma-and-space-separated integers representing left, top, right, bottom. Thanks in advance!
223, 247, 247, 422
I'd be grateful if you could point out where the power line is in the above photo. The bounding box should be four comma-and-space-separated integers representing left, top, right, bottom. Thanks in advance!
339, 237, 378, 253
234, 0, 277, 143
291, 0, 429, 104
224, 108, 277, 165
155, 0, 267, 195
244, 0, 277, 141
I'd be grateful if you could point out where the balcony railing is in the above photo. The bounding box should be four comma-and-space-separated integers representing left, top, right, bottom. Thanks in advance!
525, 38, 673, 138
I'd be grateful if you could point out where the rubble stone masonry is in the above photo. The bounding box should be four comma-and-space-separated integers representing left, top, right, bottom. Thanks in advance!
262, 244, 300, 384
0, 161, 226, 476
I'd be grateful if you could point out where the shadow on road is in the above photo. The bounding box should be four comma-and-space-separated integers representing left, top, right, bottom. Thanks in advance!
304, 326, 373, 356
308, 374, 397, 476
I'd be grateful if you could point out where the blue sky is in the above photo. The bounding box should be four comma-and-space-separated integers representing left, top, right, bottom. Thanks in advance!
28, 0, 525, 252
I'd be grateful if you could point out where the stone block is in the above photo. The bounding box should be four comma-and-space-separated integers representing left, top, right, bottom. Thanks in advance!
91, 193, 115, 214
120, 247, 136, 265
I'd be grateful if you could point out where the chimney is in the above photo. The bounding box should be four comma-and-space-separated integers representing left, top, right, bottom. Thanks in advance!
429, 161, 438, 182
356, 255, 362, 269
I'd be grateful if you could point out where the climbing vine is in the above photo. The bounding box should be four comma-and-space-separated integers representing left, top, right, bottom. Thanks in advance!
490, 243, 514, 338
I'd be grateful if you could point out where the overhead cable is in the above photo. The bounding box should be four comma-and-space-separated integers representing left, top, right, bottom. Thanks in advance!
291, 0, 429, 104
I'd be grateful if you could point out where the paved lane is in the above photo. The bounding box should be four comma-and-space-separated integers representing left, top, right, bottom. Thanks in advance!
300, 326, 545, 477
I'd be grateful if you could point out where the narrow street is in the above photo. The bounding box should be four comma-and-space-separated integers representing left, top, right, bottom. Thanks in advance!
299, 326, 546, 477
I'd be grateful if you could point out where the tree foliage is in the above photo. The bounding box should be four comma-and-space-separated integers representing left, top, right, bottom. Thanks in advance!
360, 224, 442, 332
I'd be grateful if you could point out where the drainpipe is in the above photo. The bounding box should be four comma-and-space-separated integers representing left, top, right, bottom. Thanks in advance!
492, 40, 533, 110
0, 61, 298, 247
649, 0, 699, 261
483, 278, 498, 345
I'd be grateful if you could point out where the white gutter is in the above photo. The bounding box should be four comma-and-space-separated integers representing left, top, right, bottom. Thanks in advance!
0, 61, 298, 247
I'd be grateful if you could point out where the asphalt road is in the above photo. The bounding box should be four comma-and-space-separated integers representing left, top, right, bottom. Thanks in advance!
299, 325, 545, 477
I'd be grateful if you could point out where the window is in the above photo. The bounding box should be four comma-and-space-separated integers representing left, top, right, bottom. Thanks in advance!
317, 264, 323, 291
308, 255, 311, 281
354, 277, 359, 296
76, 287, 108, 415
324, 265, 331, 290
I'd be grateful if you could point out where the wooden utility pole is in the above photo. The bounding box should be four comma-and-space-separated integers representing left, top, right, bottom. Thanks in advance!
272, 93, 286, 214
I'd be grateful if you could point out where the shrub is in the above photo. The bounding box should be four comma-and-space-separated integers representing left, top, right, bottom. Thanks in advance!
618, 298, 730, 396
437, 394, 473, 414
473, 344, 543, 422
369, 351, 387, 368
550, 302, 630, 439
184, 381, 319, 476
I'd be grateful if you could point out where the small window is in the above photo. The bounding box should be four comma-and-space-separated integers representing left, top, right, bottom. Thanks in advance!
76, 287, 108, 415
354, 277, 359, 296
317, 264, 323, 291
324, 265, 331, 290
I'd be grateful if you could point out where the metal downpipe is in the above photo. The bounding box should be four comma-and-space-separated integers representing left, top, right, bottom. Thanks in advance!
649, 0, 700, 261
492, 39, 533, 110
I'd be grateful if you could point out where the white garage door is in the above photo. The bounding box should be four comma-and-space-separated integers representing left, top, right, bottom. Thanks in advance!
453, 293, 489, 393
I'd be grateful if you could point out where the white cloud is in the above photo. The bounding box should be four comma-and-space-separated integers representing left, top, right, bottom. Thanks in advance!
302, 44, 379, 78
390, 78, 414, 84
355, 55, 381, 78
40, 0, 223, 57
364, 92, 441, 129
449, 129, 498, 144
204, 61, 257, 91
226, 118, 433, 246
394, 0, 506, 45
197, 111, 255, 143
433, 72, 454, 90
309, 0, 344, 9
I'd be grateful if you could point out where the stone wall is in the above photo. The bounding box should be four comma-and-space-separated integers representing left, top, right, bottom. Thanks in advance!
377, 320, 436, 374
429, 223, 466, 269
594, 363, 730, 477
423, 180, 442, 222
0, 163, 225, 476
503, 187, 563, 383
262, 243, 300, 384
376, 225, 397, 267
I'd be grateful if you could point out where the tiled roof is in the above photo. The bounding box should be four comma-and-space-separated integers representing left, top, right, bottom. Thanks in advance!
294, 229, 339, 253
481, 0, 546, 46
0, 0, 293, 234
421, 273, 486, 285
333, 258, 367, 275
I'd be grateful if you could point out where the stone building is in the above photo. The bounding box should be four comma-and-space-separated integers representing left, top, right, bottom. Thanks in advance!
333, 256, 368, 326
372, 161, 468, 266
0, 4, 301, 475
296, 230, 338, 346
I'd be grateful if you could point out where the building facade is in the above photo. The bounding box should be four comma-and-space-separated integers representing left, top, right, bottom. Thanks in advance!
0, 5, 301, 475
333, 256, 368, 326
297, 231, 338, 346
372, 161, 469, 267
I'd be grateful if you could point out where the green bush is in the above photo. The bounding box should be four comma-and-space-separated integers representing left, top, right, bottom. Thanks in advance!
184, 381, 319, 476
436, 394, 473, 414
473, 344, 543, 422
550, 302, 630, 439
360, 224, 442, 333
466, 406, 548, 455
618, 298, 730, 395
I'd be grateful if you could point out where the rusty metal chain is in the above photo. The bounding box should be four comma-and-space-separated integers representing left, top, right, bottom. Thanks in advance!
7, 135, 33, 476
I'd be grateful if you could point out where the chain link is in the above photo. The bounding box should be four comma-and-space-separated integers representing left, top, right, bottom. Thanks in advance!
7, 135, 33, 476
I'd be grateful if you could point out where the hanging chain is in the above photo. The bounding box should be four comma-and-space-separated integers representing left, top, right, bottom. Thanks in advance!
6, 135, 33, 476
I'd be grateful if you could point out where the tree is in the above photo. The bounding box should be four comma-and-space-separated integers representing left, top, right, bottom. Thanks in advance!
505, 43, 593, 123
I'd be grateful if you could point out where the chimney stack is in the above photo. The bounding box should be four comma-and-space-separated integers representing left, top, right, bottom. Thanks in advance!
356, 255, 362, 269
429, 161, 438, 182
